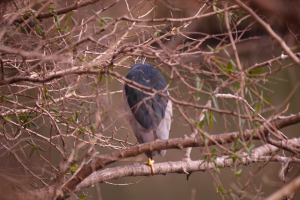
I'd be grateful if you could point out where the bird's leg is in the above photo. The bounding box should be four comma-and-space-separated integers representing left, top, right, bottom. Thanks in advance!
145, 157, 155, 174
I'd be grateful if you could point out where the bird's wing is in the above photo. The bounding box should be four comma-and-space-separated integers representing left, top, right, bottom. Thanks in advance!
155, 99, 172, 140
155, 99, 172, 156
123, 85, 172, 157
123, 85, 158, 143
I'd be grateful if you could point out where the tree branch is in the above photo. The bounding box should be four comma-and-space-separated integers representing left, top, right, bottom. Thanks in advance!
13, 0, 120, 23
232, 0, 300, 66
265, 175, 300, 200
15, 139, 300, 200
54, 112, 300, 199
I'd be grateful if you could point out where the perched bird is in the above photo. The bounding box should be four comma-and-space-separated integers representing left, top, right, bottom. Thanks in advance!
123, 62, 172, 174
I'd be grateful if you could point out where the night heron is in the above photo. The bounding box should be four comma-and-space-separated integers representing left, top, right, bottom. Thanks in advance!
123, 62, 172, 174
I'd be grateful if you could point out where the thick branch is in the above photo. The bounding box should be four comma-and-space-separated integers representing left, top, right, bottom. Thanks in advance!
55, 112, 300, 199
10, 113, 300, 200
15, 152, 300, 200
76, 156, 300, 191
265, 175, 300, 200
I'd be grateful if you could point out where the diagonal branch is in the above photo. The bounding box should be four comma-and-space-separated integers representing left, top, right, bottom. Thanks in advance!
55, 111, 300, 199
231, 0, 300, 66
265, 175, 300, 200
15, 136, 300, 200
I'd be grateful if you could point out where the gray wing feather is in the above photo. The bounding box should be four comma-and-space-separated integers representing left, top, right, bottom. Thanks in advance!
154, 99, 172, 156
123, 86, 172, 158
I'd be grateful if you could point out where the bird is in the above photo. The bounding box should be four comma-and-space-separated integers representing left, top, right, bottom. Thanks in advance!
123, 62, 172, 174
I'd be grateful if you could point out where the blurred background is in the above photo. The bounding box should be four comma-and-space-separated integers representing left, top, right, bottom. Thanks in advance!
1, 0, 300, 199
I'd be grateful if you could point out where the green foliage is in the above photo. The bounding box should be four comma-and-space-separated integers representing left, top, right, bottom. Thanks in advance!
254, 102, 261, 117
214, 182, 230, 200
91, 11, 114, 28
79, 194, 92, 200
154, 30, 161, 37
248, 68, 264, 75
25, 140, 47, 159
19, 147, 26, 158
71, 164, 78, 175
0, 91, 12, 102
19, 113, 37, 129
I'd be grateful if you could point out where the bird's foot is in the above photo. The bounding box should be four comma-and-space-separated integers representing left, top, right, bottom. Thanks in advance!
145, 158, 155, 174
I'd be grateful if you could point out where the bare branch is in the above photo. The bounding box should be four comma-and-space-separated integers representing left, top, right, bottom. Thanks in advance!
232, 0, 300, 66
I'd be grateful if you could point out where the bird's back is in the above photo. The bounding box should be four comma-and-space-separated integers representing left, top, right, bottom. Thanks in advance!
123, 63, 172, 158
